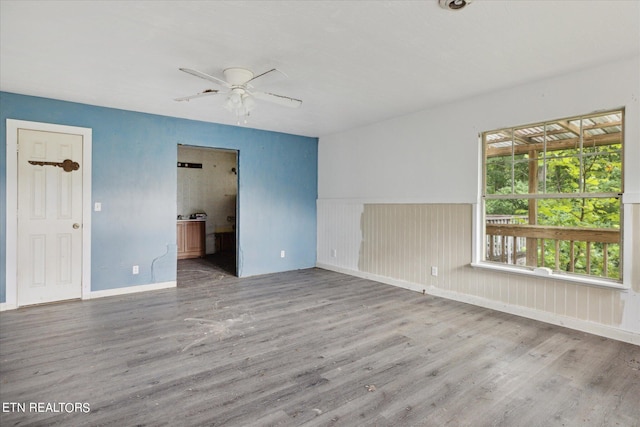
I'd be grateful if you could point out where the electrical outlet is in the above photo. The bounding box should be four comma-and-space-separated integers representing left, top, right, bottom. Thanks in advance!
132, 265, 139, 275
280, 250, 285, 258
331, 249, 337, 257
431, 266, 438, 276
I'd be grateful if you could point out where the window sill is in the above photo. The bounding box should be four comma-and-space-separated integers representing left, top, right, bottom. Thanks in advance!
470, 262, 629, 291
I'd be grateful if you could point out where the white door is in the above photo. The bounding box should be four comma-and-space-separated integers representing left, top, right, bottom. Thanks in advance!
17, 129, 84, 306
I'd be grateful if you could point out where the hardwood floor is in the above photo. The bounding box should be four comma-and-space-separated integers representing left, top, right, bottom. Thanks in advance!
1, 262, 639, 426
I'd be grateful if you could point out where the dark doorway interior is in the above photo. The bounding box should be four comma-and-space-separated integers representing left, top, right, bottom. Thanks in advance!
206, 251, 236, 275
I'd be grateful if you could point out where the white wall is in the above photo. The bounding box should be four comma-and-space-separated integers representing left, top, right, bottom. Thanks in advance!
317, 57, 640, 344
319, 57, 639, 202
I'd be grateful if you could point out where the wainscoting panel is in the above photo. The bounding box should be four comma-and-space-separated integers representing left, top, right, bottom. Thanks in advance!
317, 200, 639, 343
359, 204, 473, 293
317, 200, 363, 271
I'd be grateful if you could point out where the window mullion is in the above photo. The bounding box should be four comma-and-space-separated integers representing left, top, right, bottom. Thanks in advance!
579, 117, 584, 193
543, 123, 547, 194
511, 128, 515, 194
485, 192, 620, 200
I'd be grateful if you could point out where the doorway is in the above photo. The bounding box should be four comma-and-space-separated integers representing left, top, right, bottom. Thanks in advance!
176, 145, 238, 276
5, 120, 92, 309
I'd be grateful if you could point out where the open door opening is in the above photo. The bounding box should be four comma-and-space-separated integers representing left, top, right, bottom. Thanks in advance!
176, 145, 238, 277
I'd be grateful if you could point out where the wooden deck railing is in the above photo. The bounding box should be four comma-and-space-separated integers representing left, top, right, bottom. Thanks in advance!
486, 223, 620, 278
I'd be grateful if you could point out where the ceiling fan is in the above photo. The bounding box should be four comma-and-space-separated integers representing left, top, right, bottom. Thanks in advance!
175, 67, 302, 123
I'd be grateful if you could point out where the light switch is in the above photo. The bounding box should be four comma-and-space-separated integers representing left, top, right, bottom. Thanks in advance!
94, 202, 102, 212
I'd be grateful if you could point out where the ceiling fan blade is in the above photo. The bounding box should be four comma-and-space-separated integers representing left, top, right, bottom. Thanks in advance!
246, 68, 287, 88
174, 89, 220, 102
252, 91, 302, 108
179, 68, 229, 87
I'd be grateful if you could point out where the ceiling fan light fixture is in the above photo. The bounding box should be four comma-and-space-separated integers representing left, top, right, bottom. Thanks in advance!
242, 94, 256, 112
225, 89, 256, 124
224, 90, 243, 111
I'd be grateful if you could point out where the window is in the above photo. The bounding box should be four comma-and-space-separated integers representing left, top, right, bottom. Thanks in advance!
482, 109, 623, 282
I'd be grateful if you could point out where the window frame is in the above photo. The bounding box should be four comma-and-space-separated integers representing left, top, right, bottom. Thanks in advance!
473, 109, 628, 289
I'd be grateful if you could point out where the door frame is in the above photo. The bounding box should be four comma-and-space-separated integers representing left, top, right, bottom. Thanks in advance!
5, 119, 92, 309
176, 144, 239, 276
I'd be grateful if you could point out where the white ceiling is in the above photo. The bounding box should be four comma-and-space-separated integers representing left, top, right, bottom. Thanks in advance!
1, 1, 638, 138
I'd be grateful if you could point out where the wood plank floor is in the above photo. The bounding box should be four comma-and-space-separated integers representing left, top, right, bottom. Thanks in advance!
1, 259, 639, 426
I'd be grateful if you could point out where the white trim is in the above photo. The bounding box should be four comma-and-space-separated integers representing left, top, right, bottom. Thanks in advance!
0, 302, 18, 312
316, 263, 640, 346
622, 202, 633, 287
5, 119, 92, 307
1, 281, 177, 310
85, 281, 176, 300
471, 202, 483, 270
5, 123, 17, 308
622, 192, 640, 204
469, 262, 629, 291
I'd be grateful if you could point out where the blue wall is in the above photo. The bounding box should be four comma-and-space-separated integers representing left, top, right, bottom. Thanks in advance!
0, 92, 318, 302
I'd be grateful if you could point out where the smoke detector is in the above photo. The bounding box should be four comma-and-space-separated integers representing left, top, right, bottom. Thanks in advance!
439, 0, 473, 11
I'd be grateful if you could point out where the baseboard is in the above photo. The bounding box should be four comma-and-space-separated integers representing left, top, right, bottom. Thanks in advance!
0, 302, 18, 312
0, 282, 177, 311
316, 263, 640, 346
85, 281, 177, 300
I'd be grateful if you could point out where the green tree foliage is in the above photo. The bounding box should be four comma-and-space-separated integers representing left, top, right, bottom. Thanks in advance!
485, 144, 621, 279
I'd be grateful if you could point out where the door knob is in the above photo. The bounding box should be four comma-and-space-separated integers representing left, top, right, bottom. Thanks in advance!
73, 223, 80, 229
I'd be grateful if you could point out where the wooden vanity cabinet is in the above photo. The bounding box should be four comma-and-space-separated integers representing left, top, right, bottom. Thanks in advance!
177, 220, 205, 259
